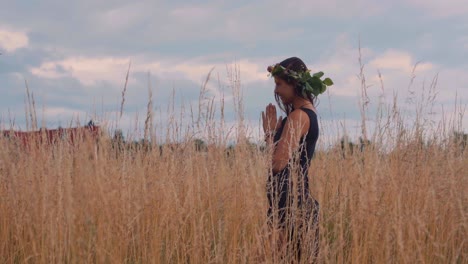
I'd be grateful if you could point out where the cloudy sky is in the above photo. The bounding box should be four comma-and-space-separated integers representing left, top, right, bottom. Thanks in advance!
1, 0, 467, 144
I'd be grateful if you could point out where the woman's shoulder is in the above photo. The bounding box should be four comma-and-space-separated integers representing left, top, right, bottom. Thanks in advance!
289, 107, 317, 119
299, 107, 317, 116
287, 109, 311, 126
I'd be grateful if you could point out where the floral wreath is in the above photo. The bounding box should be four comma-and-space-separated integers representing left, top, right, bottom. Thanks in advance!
267, 64, 333, 97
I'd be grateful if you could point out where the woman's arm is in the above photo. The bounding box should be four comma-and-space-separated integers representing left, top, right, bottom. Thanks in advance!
269, 110, 309, 174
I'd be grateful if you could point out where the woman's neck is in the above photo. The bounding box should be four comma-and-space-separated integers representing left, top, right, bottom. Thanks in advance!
292, 98, 312, 110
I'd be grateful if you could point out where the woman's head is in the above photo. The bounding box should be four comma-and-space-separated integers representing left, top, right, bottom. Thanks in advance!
268, 57, 317, 115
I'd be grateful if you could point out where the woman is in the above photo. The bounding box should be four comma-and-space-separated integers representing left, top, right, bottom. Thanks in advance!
262, 57, 332, 262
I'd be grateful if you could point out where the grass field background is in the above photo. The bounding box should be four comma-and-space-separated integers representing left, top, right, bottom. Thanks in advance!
0, 67, 466, 263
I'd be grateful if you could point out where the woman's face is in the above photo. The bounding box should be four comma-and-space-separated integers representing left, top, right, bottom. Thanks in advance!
274, 76, 295, 104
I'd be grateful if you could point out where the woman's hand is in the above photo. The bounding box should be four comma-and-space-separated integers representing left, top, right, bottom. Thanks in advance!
262, 103, 283, 136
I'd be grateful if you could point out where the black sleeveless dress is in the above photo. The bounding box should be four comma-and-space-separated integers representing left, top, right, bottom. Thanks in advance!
266, 107, 320, 256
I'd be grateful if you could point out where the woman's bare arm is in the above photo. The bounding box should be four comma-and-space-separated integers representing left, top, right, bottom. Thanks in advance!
270, 110, 310, 173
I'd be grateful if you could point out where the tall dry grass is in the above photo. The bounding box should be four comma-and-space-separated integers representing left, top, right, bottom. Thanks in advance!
0, 64, 466, 263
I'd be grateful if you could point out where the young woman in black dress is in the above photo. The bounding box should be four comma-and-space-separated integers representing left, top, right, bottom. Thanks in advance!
262, 57, 332, 262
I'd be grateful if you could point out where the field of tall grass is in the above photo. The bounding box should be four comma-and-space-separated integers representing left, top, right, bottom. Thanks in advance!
0, 65, 466, 263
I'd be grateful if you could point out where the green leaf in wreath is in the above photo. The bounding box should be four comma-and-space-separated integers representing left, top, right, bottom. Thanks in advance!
271, 65, 285, 76
304, 82, 313, 92
313, 72, 324, 78
311, 76, 322, 86
321, 83, 326, 93
323, 78, 334, 86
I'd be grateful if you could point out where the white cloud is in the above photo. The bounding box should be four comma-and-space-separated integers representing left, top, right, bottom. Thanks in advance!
0, 27, 28, 52
169, 59, 269, 84
30, 62, 68, 79
137, 57, 275, 106
30, 57, 131, 86
369, 50, 434, 74
29, 55, 271, 89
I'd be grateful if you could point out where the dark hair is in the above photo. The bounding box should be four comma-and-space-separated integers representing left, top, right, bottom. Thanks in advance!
274, 57, 317, 115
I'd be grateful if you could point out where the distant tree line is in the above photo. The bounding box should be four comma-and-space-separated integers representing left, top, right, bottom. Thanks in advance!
109, 129, 467, 159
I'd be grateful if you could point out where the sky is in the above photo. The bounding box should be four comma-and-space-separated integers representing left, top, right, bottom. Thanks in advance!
1, 0, 467, 145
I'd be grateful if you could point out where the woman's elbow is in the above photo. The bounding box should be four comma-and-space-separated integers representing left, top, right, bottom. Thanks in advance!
271, 160, 287, 174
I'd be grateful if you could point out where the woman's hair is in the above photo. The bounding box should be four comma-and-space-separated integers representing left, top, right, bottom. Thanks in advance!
274, 57, 318, 115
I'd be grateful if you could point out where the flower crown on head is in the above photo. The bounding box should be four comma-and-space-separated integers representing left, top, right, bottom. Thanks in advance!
267, 63, 333, 97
